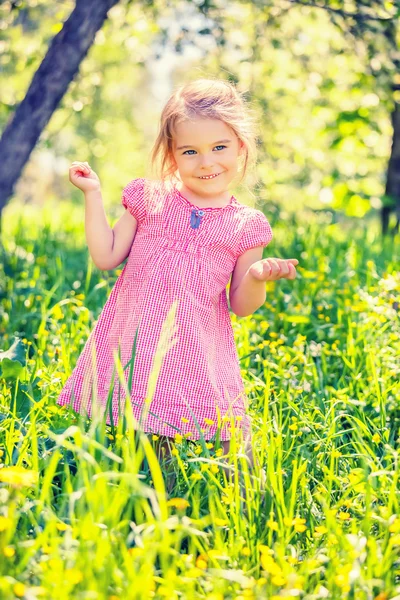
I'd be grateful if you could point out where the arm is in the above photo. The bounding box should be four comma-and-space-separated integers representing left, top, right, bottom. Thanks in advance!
230, 249, 299, 317
229, 247, 266, 317
69, 161, 138, 271
84, 189, 138, 271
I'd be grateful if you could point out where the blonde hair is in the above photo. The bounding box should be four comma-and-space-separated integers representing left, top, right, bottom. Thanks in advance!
151, 78, 257, 183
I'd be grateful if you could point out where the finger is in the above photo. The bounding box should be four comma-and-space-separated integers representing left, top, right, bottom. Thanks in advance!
287, 264, 297, 279
276, 259, 290, 277
267, 259, 281, 276
287, 258, 299, 266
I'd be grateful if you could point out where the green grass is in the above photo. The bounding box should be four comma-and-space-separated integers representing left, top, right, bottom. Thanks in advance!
0, 200, 399, 599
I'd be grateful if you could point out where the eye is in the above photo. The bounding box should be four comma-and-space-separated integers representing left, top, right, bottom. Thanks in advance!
214, 145, 226, 151
182, 149, 196, 155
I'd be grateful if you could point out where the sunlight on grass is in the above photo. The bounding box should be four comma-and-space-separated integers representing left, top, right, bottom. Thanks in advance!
0, 210, 399, 598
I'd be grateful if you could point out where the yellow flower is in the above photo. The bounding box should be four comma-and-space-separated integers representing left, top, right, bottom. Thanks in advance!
174, 434, 183, 444
0, 466, 38, 488
152, 434, 159, 441
196, 553, 208, 569
181, 417, 190, 423
204, 418, 215, 426
214, 518, 227, 527
389, 518, 400, 533
184, 432, 193, 438
258, 544, 273, 554
289, 423, 298, 431
194, 445, 202, 455
292, 517, 307, 533
271, 574, 286, 586
260, 555, 281, 575
200, 464, 210, 472
210, 464, 219, 474
314, 525, 328, 536
0, 516, 12, 531
372, 433, 380, 443
267, 519, 279, 531
215, 448, 224, 457
65, 569, 83, 584
56, 522, 70, 531
338, 512, 351, 521
171, 447, 179, 456
206, 442, 213, 449
190, 473, 202, 481
241, 546, 251, 556
167, 498, 190, 510
3, 546, 15, 557
13, 583, 26, 597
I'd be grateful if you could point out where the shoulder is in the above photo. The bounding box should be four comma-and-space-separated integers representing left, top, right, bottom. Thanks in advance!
231, 202, 273, 255
231, 201, 272, 229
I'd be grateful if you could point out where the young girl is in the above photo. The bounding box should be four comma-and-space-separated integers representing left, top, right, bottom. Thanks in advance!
56, 78, 298, 473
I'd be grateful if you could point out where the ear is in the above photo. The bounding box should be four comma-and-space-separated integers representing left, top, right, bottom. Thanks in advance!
238, 140, 246, 155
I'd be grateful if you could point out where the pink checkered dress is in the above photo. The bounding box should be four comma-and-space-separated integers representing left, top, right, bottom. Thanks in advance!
56, 178, 273, 441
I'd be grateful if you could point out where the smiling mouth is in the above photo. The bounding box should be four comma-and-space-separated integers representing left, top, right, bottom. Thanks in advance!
198, 173, 222, 180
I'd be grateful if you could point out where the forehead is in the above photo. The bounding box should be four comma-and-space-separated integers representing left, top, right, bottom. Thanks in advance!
173, 118, 234, 145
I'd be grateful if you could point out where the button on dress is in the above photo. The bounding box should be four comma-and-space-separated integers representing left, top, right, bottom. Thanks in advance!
56, 178, 273, 441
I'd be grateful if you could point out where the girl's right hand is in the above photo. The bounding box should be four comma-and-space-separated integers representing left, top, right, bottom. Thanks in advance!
69, 161, 101, 193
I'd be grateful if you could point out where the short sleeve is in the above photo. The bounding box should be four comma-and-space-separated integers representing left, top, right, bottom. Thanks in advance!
237, 210, 273, 256
121, 178, 147, 223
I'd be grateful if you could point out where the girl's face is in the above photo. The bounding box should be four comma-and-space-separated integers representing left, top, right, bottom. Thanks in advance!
171, 118, 244, 203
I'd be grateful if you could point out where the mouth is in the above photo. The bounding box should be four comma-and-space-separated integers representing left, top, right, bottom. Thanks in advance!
197, 172, 222, 180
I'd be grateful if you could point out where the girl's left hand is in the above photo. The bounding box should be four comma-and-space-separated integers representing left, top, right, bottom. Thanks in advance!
249, 258, 299, 281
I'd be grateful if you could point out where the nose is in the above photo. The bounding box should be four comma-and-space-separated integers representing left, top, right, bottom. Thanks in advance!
199, 152, 215, 168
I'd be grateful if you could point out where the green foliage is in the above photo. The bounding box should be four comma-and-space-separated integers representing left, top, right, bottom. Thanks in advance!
0, 203, 399, 598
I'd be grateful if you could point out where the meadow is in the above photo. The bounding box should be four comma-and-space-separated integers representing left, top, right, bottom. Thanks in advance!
0, 201, 399, 600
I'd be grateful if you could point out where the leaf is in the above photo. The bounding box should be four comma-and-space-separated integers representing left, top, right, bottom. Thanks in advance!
0, 337, 26, 380
284, 315, 310, 323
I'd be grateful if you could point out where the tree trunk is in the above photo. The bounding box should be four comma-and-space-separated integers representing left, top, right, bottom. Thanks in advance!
382, 91, 400, 235
0, 0, 120, 228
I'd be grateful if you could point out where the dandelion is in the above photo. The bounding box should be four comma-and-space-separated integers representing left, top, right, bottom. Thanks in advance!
167, 498, 190, 510
13, 583, 26, 597
196, 553, 208, 570
0, 516, 12, 533
271, 574, 286, 586
389, 518, 400, 533
292, 517, 307, 533
267, 519, 279, 531
337, 512, 351, 521
65, 569, 83, 584
0, 466, 38, 488
314, 525, 328, 536
260, 554, 281, 575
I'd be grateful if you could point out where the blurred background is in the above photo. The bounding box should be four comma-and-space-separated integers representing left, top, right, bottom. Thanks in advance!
1, 0, 399, 231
